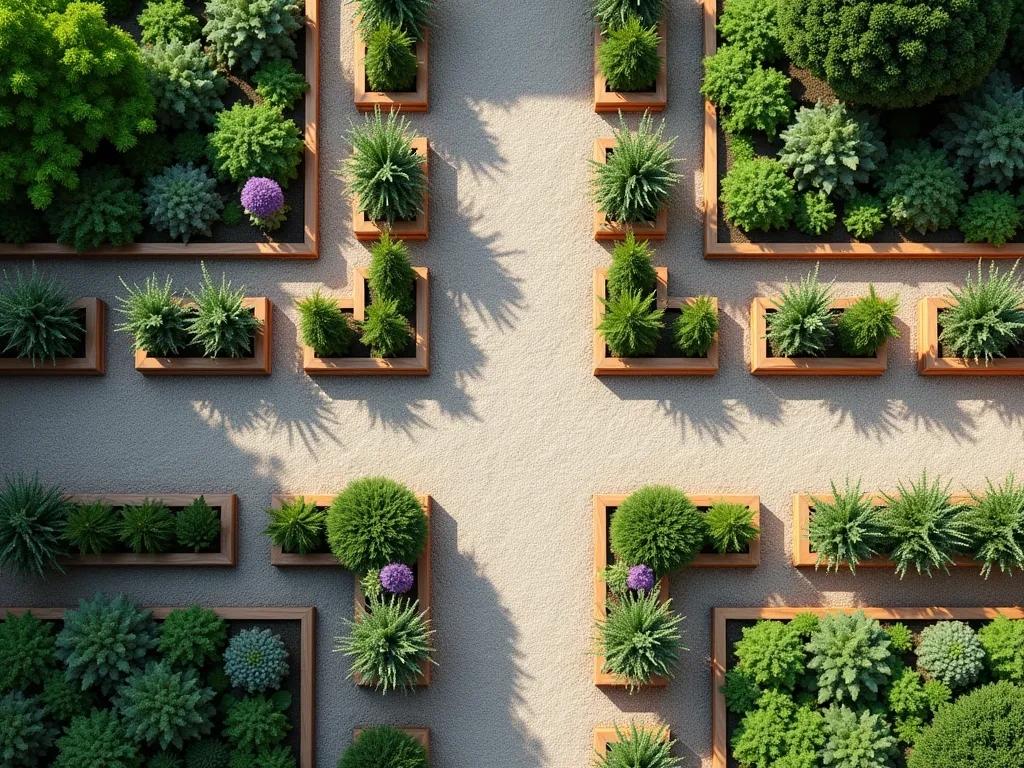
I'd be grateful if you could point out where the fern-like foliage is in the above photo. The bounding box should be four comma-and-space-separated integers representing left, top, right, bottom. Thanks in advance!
734, 619, 806, 689
821, 705, 897, 768
938, 260, 1024, 363
222, 693, 290, 752
0, 474, 70, 577
157, 606, 227, 668
113, 661, 215, 750
335, 596, 433, 693
597, 17, 662, 92
673, 296, 718, 357
837, 285, 899, 357
253, 59, 309, 111
594, 0, 663, 30
0, 611, 56, 691
806, 611, 894, 705
185, 264, 263, 359
705, 501, 757, 554
46, 167, 144, 252
716, 0, 782, 62
598, 290, 664, 358
263, 497, 326, 555
766, 266, 835, 357
209, 103, 305, 186
0, 266, 82, 363
596, 723, 680, 768
203, 0, 304, 72
880, 472, 972, 577
966, 474, 1024, 577
352, 0, 431, 38
808, 479, 885, 572
959, 190, 1022, 247
64, 501, 119, 555
364, 21, 418, 92
144, 164, 224, 245
138, 0, 200, 45
595, 588, 685, 691
143, 38, 227, 130
120, 499, 176, 554
360, 298, 413, 358
0, 691, 58, 767
297, 291, 354, 357
115, 275, 190, 357
879, 143, 966, 234
369, 231, 416, 314
175, 496, 221, 552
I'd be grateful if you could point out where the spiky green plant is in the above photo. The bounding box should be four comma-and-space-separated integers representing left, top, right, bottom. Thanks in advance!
63, 501, 120, 555
186, 264, 264, 359
113, 661, 216, 750
341, 107, 427, 224
352, 0, 432, 38
734, 619, 806, 689
596, 723, 681, 768
296, 291, 354, 358
0, 267, 82, 363
606, 231, 657, 300
158, 606, 228, 668
175, 496, 221, 552
594, 0, 663, 30
338, 725, 428, 768
938, 260, 1024, 363
880, 472, 973, 577
263, 497, 326, 555
360, 298, 413, 357
836, 286, 899, 357
0, 474, 70, 577
336, 596, 433, 693
964, 474, 1024, 577
598, 290, 664, 358
368, 231, 416, 314
806, 611, 894, 705
116, 275, 191, 357
597, 17, 662, 92
821, 705, 897, 768
0, 611, 56, 691
364, 21, 418, 92
119, 498, 176, 554
591, 112, 679, 225
917, 621, 985, 690
766, 266, 835, 357
673, 296, 718, 358
704, 501, 758, 554
610, 486, 708, 575
596, 588, 685, 691
0, 691, 58, 767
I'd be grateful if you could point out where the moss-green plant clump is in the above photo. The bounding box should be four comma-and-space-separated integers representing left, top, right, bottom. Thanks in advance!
138, 0, 200, 45
296, 291, 354, 358
252, 59, 309, 111
209, 104, 304, 187
879, 143, 966, 235
734, 619, 806, 689
203, 0, 304, 72
959, 190, 1021, 247
837, 285, 899, 357
610, 486, 708, 575
843, 194, 887, 240
46, 167, 144, 252
337, 725, 429, 768
597, 17, 662, 93
794, 191, 836, 236
720, 157, 796, 233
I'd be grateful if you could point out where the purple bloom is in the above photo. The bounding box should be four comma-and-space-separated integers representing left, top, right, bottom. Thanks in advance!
240, 177, 284, 218
627, 564, 655, 593
379, 562, 415, 594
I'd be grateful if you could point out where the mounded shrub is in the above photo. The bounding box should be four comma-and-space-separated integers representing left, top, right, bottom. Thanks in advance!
701, 44, 755, 108
138, 0, 200, 45
224, 629, 289, 693
794, 191, 836, 236
610, 486, 709, 575
820, 705, 896, 768
806, 611, 894, 705
959, 190, 1021, 247
144, 164, 224, 244
733, 619, 806, 689
175, 497, 220, 553
606, 232, 657, 301
46, 167, 144, 252
597, 17, 662, 92
54, 709, 139, 768
879, 143, 967, 235
716, 0, 781, 62
720, 157, 796, 233
843, 194, 887, 240
142, 38, 227, 130
119, 498, 176, 554
296, 291, 354, 358
0, 691, 55, 767
978, 614, 1024, 682
158, 606, 228, 668
360, 299, 413, 358
337, 725, 428, 768
721, 66, 793, 138
252, 59, 309, 111
221, 694, 290, 752
673, 296, 719, 358
704, 501, 757, 554
0, 611, 55, 691
917, 621, 985, 690
836, 286, 899, 357
368, 231, 416, 314
203, 0, 303, 72
113, 661, 216, 750
208, 104, 304, 187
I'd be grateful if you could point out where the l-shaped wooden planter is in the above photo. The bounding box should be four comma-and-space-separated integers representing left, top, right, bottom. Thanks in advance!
917, 296, 1024, 375
593, 493, 759, 686
593, 139, 668, 241
135, 298, 272, 375
1, 605, 317, 768
62, 493, 237, 566
750, 297, 887, 375
354, 728, 429, 755
594, 726, 670, 755
0, 298, 105, 375
593, 268, 719, 376
711, 606, 1024, 768
303, 267, 430, 376
353, 137, 430, 241
353, 19, 429, 112
593, 22, 667, 112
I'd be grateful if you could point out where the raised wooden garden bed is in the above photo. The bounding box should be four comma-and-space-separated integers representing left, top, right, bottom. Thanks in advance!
593, 268, 719, 376
792, 492, 984, 569
593, 726, 670, 754
750, 297, 888, 375
0, 298, 105, 375
917, 296, 1024, 375
303, 267, 430, 376
0, 605, 317, 768
353, 137, 430, 241
593, 138, 667, 241
353, 20, 429, 112
61, 493, 237, 566
593, 22, 667, 112
135, 297, 272, 375
711, 606, 1024, 768
593, 493, 759, 686
354, 728, 429, 754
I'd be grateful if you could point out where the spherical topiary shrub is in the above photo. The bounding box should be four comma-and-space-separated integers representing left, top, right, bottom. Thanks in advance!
223, 628, 289, 693
326, 477, 428, 574
879, 143, 966, 234
733, 619, 806, 689
240, 177, 287, 231
338, 725, 428, 768
908, 681, 1024, 768
609, 486, 709, 575
917, 621, 986, 690
208, 103, 304, 186
778, 0, 1014, 108
144, 164, 224, 244
720, 157, 796, 233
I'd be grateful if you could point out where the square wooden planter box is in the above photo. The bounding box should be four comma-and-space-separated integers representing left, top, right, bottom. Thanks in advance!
594, 726, 670, 755
135, 298, 272, 375
353, 20, 429, 112
593, 138, 668, 241
61, 493, 237, 566
593, 268, 719, 376
917, 296, 1024, 375
711, 606, 1024, 768
0, 298, 105, 375
593, 22, 666, 112
593, 493, 759, 686
353, 137, 430, 241
2, 606, 316, 768
750, 297, 887, 375
792, 492, 983, 570
303, 267, 429, 376
354, 728, 429, 755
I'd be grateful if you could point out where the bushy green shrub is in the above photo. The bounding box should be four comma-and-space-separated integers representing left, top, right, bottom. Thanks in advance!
64, 501, 120, 555
720, 157, 795, 232
597, 723, 680, 768
717, 0, 781, 62
610, 486, 708, 575
843, 194, 887, 240
56, 593, 158, 694
296, 291, 353, 358
591, 112, 679, 225
173, 132, 210, 167
837, 286, 899, 357
938, 260, 1024, 363
143, 39, 227, 130
0, 611, 55, 691
364, 21, 418, 92
120, 498, 176, 554
594, 0, 662, 30
184, 739, 229, 768
596, 588, 684, 691
732, 691, 824, 768
341, 107, 427, 224
175, 497, 220, 553
778, 0, 1013, 108
222, 201, 244, 226
0, 474, 69, 576
114, 661, 215, 750
959, 190, 1021, 246
917, 621, 985, 690
40, 672, 93, 722
705, 501, 758, 554
224, 629, 289, 693
203, 0, 303, 72
766, 266, 834, 357
978, 615, 1024, 682
879, 144, 966, 234
144, 164, 223, 245
369, 231, 416, 314
807, 611, 894, 705
794, 191, 836, 236
597, 18, 662, 92
607, 236, 657, 303
887, 667, 932, 743
353, 0, 432, 38
124, 133, 176, 180
158, 607, 227, 668
597, 290, 664, 358
734, 620, 806, 689
338, 725, 429, 768
0, 266, 83, 364
701, 44, 755, 108
965, 475, 1024, 577
360, 298, 413, 357
721, 66, 793, 137
222, 694, 290, 752
886, 623, 914, 654
185, 265, 264, 359
0, 691, 57, 766
0, 1, 156, 210
138, 0, 200, 44
790, 612, 820, 639
1008, 4, 1024, 65
336, 596, 432, 692
673, 296, 718, 358
721, 666, 762, 713
326, 477, 427, 574
55, 710, 139, 768
0, 203, 43, 245
209, 104, 304, 186
821, 705, 896, 768
730, 131, 756, 163
880, 472, 972, 577
908, 681, 1024, 768
808, 479, 885, 572
601, 560, 630, 599
253, 59, 309, 111
938, 72, 1024, 190
115, 275, 190, 357
47, 167, 144, 251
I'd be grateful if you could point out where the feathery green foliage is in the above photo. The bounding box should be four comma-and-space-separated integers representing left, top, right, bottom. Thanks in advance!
606, 232, 656, 300
965, 474, 1024, 577
960, 190, 1021, 246
716, 0, 781, 62
209, 104, 304, 186
173, 131, 210, 167
46, 167, 144, 251
701, 44, 755, 108
124, 133, 175, 180
596, 588, 685, 691
732, 690, 824, 768
720, 157, 795, 232
40, 672, 93, 722
610, 486, 708, 575
296, 291, 354, 358
721, 66, 793, 137
887, 667, 935, 744
844, 194, 887, 240
594, 0, 662, 30
184, 739, 229, 768
0, 611, 55, 691
820, 705, 897, 768
808, 480, 885, 572
116, 275, 190, 357
596, 723, 680, 768
597, 18, 662, 92
880, 144, 966, 234
591, 112, 679, 225
361, 298, 413, 358
253, 59, 309, 111
338, 725, 429, 768
263, 497, 326, 556
175, 497, 221, 553
222, 694, 290, 752
673, 296, 718, 357
794, 191, 836, 236
369, 231, 416, 314
806, 611, 894, 705
880, 472, 972, 577
326, 477, 427, 573
734, 619, 806, 689
978, 615, 1024, 682
352, 0, 432, 38
114, 661, 215, 750
138, 0, 200, 44
54, 709, 139, 768
143, 39, 227, 130
939, 260, 1024, 363
0, 474, 69, 577
766, 266, 834, 357
601, 561, 630, 599
336, 596, 432, 693
158, 607, 228, 668
721, 666, 761, 714
364, 21, 418, 92
837, 286, 899, 357
64, 501, 120, 555
144, 164, 224, 245
120, 499, 176, 554
0, 267, 82, 363
598, 290, 664, 358
224, 629, 289, 694
790, 612, 820, 639
883, 624, 913, 655
0, 691, 57, 767
203, 0, 303, 72
186, 265, 263, 359
917, 621, 985, 690
704, 501, 758, 554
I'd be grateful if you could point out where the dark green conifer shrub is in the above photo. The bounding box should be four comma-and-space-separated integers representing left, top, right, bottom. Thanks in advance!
337, 725, 429, 768
917, 621, 985, 690
880, 472, 972, 577
184, 739, 229, 768
820, 705, 896, 768
158, 607, 228, 668
596, 723, 681, 768
595, 588, 685, 691
144, 164, 224, 245
721, 67, 793, 138
203, 0, 303, 72
765, 266, 834, 357
806, 611, 894, 705
673, 296, 718, 358
353, 0, 431, 38
720, 157, 795, 232
143, 39, 227, 130
716, 0, 780, 62
175, 496, 221, 552
253, 59, 309, 111
55, 709, 139, 768
336, 596, 433, 692
138, 0, 200, 44
116, 275, 191, 357
185, 265, 264, 359
0, 203, 43, 245
209, 104, 304, 186
364, 21, 418, 92
369, 231, 416, 314
360, 298, 413, 357
124, 133, 176, 180
607, 232, 656, 300
296, 291, 354, 358
594, 0, 662, 30
978, 615, 1024, 682
965, 474, 1024, 577
120, 499, 177, 554
222, 694, 290, 752
794, 191, 836, 236
47, 167, 144, 252
843, 194, 887, 240
879, 144, 966, 234
172, 131, 210, 167
733, 619, 806, 689
40, 672, 93, 722
597, 290, 664, 358
597, 18, 662, 92
808, 479, 885, 572
0, 611, 55, 691
0, 691, 57, 767
64, 501, 120, 555
113, 661, 216, 750
837, 286, 899, 357
610, 486, 708, 575
0, 474, 70, 576
0, 266, 83, 363
938, 260, 1024, 363
959, 190, 1021, 246
704, 501, 758, 554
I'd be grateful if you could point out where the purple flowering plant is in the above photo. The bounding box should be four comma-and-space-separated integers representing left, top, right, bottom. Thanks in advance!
240, 177, 289, 231
379, 562, 415, 594
627, 564, 655, 593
